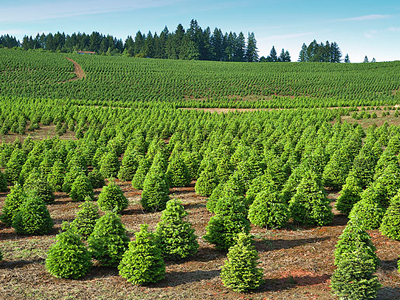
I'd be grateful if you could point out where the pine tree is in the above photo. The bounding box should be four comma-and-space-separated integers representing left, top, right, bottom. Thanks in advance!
155, 199, 198, 260
45, 231, 92, 279
118, 150, 140, 181
289, 171, 333, 226
100, 151, 120, 179
331, 248, 381, 300
336, 175, 363, 215
195, 160, 218, 196
141, 165, 170, 212
334, 219, 379, 270
62, 166, 86, 193
98, 181, 128, 213
0, 183, 27, 226
88, 168, 105, 188
118, 224, 165, 285
166, 153, 191, 187
0, 170, 7, 192
221, 232, 264, 292
204, 196, 250, 250
380, 194, 400, 240
23, 172, 55, 205
69, 174, 94, 202
5, 148, 25, 184
131, 158, 151, 190
12, 195, 53, 235
47, 160, 65, 192
349, 190, 385, 230
248, 190, 289, 229
88, 212, 129, 267
68, 197, 100, 239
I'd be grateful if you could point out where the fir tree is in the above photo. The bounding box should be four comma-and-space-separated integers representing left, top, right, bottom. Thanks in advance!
0, 170, 7, 192
349, 191, 385, 230
68, 197, 100, 239
221, 232, 264, 292
88, 212, 129, 266
131, 158, 151, 190
100, 151, 120, 179
289, 171, 333, 226
45, 231, 92, 279
248, 191, 289, 229
12, 195, 53, 235
155, 199, 198, 260
88, 168, 105, 188
336, 175, 363, 215
119, 224, 165, 285
98, 181, 128, 213
203, 195, 250, 250
331, 248, 381, 300
47, 160, 65, 192
141, 165, 170, 212
0, 184, 27, 226
195, 160, 218, 196
380, 194, 400, 240
69, 174, 94, 202
23, 173, 55, 205
166, 153, 191, 187
334, 219, 379, 270
118, 150, 140, 181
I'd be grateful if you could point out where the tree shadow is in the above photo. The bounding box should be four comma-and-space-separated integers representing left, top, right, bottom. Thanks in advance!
379, 259, 398, 271
376, 287, 400, 300
254, 236, 331, 253
254, 274, 330, 293
185, 246, 226, 263
0, 258, 44, 269
82, 265, 119, 281
154, 269, 220, 288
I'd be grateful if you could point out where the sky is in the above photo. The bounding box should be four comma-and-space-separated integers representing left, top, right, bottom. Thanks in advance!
1, 0, 400, 62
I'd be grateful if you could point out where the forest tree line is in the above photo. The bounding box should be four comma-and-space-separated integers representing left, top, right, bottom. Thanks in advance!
0, 20, 351, 63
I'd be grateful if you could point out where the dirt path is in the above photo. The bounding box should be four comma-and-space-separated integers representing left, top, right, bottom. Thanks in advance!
65, 57, 86, 81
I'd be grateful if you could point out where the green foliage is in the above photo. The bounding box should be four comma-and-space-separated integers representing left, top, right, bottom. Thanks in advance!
68, 198, 100, 238
23, 174, 55, 204
195, 160, 218, 196
69, 174, 94, 202
131, 158, 151, 190
62, 166, 85, 193
118, 150, 140, 181
0, 170, 7, 192
5, 148, 25, 183
331, 249, 381, 300
289, 171, 333, 226
334, 219, 379, 271
0, 183, 27, 226
203, 196, 250, 250
45, 231, 92, 279
248, 191, 289, 229
88, 211, 129, 266
348, 192, 385, 230
154, 199, 198, 260
221, 232, 264, 292
166, 153, 191, 187
119, 224, 165, 285
98, 181, 128, 213
47, 160, 65, 192
88, 168, 105, 188
141, 166, 170, 212
336, 175, 363, 215
12, 195, 53, 235
380, 194, 400, 240
100, 151, 120, 179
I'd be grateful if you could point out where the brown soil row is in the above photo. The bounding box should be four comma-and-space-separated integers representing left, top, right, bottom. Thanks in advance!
64, 57, 86, 82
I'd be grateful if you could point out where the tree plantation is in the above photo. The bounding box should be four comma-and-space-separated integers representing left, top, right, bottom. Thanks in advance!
1, 48, 400, 299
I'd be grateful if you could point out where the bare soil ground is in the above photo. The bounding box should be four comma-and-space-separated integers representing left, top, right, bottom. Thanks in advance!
65, 57, 86, 82
1, 180, 400, 300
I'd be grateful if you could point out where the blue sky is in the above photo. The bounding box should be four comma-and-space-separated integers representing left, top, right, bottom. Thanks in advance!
1, 0, 399, 62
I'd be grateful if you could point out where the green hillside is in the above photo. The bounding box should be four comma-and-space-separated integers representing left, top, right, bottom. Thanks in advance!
1, 48, 400, 108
